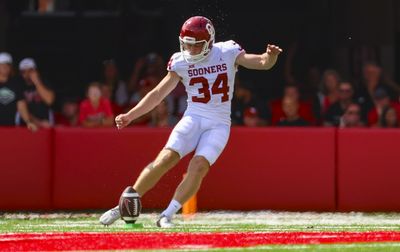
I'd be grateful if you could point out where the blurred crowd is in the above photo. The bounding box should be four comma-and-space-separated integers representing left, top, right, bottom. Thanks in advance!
1, 50, 400, 131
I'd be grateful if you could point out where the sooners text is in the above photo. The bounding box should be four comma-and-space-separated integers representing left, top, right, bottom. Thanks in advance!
188, 63, 227, 77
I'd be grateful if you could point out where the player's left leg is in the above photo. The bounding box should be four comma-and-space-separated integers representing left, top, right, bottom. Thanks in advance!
157, 155, 209, 228
174, 123, 230, 204
173, 156, 210, 205
157, 122, 230, 227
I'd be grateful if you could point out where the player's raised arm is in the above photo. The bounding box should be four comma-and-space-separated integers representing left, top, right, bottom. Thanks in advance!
115, 71, 180, 129
236, 44, 283, 70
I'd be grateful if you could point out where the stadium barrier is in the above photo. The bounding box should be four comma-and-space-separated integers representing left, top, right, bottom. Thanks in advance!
198, 128, 336, 211
1, 127, 399, 211
337, 129, 400, 211
53, 127, 190, 210
0, 127, 53, 210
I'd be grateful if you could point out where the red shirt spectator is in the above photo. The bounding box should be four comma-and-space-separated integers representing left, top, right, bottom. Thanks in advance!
54, 98, 79, 127
368, 102, 400, 126
270, 99, 316, 125
321, 96, 333, 114
366, 87, 400, 126
79, 98, 113, 125
79, 82, 114, 127
318, 69, 340, 115
243, 107, 261, 127
270, 84, 316, 126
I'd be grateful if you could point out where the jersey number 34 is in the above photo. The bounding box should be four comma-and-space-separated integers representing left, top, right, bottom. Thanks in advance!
189, 73, 229, 103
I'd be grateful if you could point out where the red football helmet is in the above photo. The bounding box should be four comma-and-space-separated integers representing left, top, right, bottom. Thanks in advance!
179, 16, 215, 63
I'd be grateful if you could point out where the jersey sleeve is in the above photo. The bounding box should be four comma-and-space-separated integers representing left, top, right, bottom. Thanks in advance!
166, 53, 180, 72
223, 40, 245, 62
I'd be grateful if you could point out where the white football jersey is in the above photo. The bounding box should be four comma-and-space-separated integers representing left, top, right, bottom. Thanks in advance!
167, 40, 244, 125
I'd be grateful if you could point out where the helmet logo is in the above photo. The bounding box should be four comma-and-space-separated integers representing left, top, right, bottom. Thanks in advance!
206, 23, 215, 38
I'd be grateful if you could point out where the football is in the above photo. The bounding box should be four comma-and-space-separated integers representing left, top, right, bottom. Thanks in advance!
119, 186, 142, 224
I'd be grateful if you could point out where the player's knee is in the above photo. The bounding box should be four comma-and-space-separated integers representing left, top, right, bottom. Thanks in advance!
188, 156, 210, 177
153, 149, 179, 171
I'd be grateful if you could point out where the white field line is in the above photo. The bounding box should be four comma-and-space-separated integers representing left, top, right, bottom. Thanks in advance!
178, 211, 400, 226
1, 213, 99, 219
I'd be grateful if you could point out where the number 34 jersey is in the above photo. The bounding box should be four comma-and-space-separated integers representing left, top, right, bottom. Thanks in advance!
167, 40, 244, 125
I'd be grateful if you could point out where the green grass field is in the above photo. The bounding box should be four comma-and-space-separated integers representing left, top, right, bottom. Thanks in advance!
2, 211, 400, 251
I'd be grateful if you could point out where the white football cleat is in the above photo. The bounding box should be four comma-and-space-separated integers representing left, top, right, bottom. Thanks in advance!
99, 206, 120, 226
156, 215, 174, 228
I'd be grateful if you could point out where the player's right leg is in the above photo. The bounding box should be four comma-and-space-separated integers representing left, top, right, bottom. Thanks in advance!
100, 149, 180, 226
133, 148, 180, 195
100, 115, 201, 226
99, 205, 121, 226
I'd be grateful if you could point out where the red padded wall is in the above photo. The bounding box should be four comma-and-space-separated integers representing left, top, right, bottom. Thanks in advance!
4, 126, 399, 211
198, 128, 336, 211
337, 129, 400, 211
53, 127, 336, 211
53, 127, 190, 210
0, 127, 52, 210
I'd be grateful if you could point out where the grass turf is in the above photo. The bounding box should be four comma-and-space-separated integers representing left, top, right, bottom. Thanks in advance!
2, 211, 400, 233
1, 211, 400, 251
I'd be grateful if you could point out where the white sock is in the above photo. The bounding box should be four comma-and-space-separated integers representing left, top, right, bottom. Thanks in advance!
161, 199, 182, 220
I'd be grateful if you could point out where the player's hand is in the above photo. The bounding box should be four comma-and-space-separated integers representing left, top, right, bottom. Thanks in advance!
115, 113, 132, 130
266, 44, 283, 56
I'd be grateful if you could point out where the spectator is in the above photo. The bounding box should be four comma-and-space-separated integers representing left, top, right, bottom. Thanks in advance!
283, 42, 322, 122
0, 52, 37, 131
339, 103, 364, 128
355, 62, 400, 121
379, 106, 399, 128
16, 58, 55, 128
127, 53, 174, 120
54, 97, 79, 127
128, 53, 176, 117
269, 84, 316, 125
324, 82, 355, 126
277, 97, 310, 127
78, 82, 114, 128
101, 84, 124, 116
101, 59, 129, 109
318, 69, 340, 115
243, 107, 261, 127
150, 99, 177, 127
128, 78, 156, 126
129, 53, 176, 119
367, 87, 400, 127
129, 77, 158, 106
127, 52, 165, 94
231, 80, 269, 126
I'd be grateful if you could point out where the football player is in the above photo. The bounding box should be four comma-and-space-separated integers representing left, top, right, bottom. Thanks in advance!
100, 16, 282, 227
